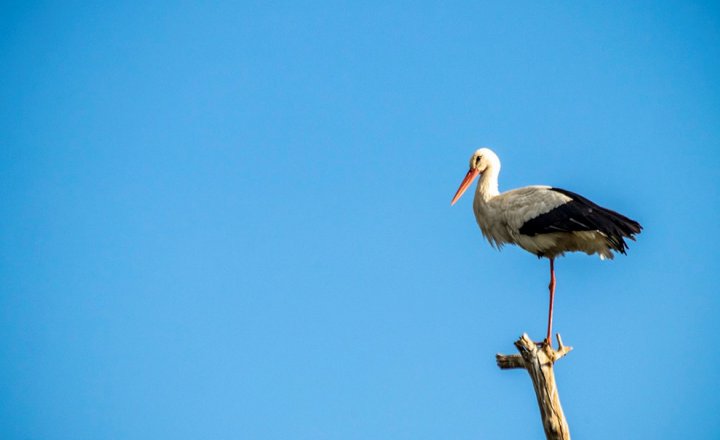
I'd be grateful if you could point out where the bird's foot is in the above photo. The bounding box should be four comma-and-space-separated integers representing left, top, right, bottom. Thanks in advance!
534, 337, 552, 347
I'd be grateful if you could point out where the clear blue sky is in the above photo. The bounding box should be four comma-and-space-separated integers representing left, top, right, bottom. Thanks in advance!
1, 2, 719, 439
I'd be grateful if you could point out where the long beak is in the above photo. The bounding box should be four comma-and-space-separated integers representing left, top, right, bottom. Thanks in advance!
451, 168, 480, 206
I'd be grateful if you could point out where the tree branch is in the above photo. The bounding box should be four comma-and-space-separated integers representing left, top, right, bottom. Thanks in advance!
496, 333, 573, 440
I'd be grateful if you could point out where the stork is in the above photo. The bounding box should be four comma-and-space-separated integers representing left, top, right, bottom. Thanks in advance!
451, 148, 642, 345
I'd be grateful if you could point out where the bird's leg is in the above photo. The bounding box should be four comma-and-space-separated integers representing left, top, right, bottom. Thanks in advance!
545, 258, 556, 346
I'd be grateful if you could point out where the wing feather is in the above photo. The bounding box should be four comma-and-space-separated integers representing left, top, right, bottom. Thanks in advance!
517, 187, 642, 253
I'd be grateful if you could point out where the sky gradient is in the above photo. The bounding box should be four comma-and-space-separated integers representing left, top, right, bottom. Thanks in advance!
2, 2, 719, 439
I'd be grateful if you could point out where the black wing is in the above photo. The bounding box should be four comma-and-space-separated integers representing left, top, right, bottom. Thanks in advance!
518, 188, 643, 254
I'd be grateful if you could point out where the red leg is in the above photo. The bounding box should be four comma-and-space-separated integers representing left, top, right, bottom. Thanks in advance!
545, 258, 556, 345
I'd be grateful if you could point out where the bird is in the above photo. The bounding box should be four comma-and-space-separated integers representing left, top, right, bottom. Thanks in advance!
451, 148, 642, 345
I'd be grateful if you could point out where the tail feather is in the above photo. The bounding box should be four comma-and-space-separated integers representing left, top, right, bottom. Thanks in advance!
593, 206, 642, 253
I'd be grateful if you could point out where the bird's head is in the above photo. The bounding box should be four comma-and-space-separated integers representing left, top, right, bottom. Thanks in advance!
451, 148, 500, 205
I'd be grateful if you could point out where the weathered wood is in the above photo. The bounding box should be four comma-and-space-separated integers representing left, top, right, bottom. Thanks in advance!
496, 333, 572, 440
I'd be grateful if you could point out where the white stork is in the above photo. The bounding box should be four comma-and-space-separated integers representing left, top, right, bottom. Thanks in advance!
451, 148, 642, 344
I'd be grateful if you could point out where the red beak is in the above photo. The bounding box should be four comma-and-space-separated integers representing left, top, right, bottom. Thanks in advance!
451, 168, 480, 206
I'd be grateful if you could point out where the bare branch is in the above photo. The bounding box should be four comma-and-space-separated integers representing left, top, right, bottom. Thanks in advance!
497, 333, 572, 440
496, 353, 524, 369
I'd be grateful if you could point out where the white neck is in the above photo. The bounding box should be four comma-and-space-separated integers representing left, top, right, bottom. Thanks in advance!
475, 166, 500, 202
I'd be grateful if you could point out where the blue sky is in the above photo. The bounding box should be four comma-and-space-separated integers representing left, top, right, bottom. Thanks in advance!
1, 1, 719, 439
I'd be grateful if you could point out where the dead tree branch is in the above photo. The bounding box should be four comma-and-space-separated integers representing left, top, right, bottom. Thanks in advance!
496, 333, 573, 440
